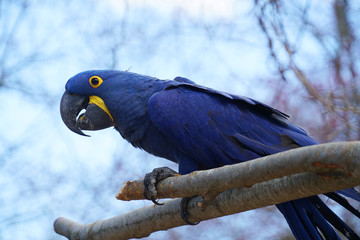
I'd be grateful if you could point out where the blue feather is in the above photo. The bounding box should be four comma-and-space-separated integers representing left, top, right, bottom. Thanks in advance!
337, 188, 360, 202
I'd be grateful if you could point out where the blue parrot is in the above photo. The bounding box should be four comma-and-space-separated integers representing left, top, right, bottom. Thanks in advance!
60, 70, 360, 239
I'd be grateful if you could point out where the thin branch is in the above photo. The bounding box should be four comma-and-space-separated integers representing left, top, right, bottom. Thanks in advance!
54, 142, 360, 240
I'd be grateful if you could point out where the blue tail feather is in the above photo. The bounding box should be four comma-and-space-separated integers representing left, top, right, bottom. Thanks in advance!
277, 193, 360, 240
300, 197, 341, 240
277, 201, 321, 240
325, 192, 360, 218
310, 196, 360, 240
337, 188, 360, 202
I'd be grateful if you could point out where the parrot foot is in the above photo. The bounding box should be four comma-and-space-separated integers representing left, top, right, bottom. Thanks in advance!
143, 167, 200, 225
143, 167, 178, 205
180, 197, 200, 225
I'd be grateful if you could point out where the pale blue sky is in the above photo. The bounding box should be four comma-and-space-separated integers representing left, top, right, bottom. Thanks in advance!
1, 0, 355, 239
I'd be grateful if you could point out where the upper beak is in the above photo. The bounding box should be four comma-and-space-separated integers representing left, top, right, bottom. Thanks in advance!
60, 90, 89, 136
60, 90, 114, 136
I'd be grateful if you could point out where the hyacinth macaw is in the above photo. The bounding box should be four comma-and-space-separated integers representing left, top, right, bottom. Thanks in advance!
60, 70, 360, 239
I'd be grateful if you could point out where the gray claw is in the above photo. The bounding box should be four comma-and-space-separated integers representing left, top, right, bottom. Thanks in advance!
143, 167, 178, 205
180, 197, 200, 225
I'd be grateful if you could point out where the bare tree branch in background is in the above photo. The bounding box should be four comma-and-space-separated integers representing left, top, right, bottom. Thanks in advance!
253, 0, 360, 236
0, 1, 120, 239
0, 0, 54, 99
254, 0, 360, 142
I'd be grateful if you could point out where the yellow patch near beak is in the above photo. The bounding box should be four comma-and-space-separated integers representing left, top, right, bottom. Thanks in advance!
89, 96, 114, 121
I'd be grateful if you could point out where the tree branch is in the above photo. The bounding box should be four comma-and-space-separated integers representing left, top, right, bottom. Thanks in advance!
116, 142, 359, 202
54, 142, 360, 240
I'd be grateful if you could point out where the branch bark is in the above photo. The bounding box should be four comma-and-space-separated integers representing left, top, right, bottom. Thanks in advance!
116, 142, 359, 202
54, 142, 360, 240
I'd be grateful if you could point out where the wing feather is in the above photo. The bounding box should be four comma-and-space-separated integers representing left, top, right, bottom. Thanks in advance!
148, 85, 316, 173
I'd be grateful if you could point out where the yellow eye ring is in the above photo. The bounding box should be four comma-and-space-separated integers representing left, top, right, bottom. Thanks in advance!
89, 76, 103, 88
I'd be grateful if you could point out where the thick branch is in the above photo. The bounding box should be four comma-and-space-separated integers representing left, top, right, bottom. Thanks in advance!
116, 142, 359, 202
54, 142, 360, 240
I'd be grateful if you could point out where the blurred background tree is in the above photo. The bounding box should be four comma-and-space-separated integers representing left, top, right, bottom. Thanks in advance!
254, 0, 360, 236
255, 0, 359, 142
0, 0, 358, 239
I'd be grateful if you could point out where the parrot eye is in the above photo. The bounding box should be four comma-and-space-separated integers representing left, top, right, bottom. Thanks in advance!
89, 76, 103, 88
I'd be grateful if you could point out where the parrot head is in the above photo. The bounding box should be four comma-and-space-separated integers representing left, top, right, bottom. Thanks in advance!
60, 70, 118, 136
60, 70, 166, 138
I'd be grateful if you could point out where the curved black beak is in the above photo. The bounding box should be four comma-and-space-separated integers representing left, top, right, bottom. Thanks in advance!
60, 90, 114, 137
60, 90, 89, 136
